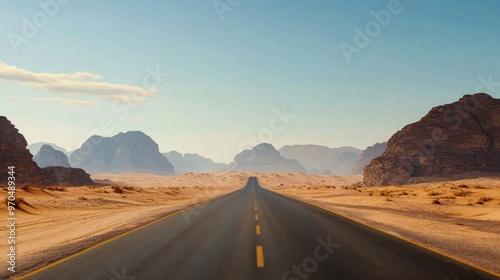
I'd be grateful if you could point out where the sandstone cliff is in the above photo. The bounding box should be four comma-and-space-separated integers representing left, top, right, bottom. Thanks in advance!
364, 94, 500, 185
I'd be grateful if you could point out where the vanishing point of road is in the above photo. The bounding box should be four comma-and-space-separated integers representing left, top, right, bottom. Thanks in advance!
21, 177, 499, 280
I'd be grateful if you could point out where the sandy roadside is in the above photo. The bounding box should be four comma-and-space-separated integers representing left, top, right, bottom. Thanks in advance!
0, 171, 247, 278
261, 174, 500, 275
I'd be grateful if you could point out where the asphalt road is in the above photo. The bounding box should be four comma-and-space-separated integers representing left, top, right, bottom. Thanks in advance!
22, 177, 499, 280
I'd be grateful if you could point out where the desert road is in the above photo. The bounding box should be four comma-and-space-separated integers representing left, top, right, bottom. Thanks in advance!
22, 177, 498, 280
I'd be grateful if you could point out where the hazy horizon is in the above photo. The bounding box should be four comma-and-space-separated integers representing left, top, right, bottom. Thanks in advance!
1, 1, 499, 163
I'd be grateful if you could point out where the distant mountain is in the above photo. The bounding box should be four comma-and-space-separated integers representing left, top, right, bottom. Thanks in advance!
319, 151, 360, 175
69, 131, 175, 175
350, 142, 387, 175
228, 143, 308, 173
279, 144, 361, 173
28, 142, 69, 157
164, 151, 226, 173
34, 144, 71, 168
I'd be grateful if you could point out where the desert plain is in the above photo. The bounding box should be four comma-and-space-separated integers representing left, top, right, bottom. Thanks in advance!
1, 172, 499, 276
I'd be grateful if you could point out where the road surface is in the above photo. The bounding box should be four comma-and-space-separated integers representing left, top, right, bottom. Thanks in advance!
22, 177, 499, 280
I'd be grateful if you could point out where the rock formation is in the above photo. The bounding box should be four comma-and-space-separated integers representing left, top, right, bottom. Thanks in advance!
228, 143, 308, 173
0, 116, 93, 186
364, 94, 500, 185
70, 131, 175, 175
350, 142, 387, 175
164, 151, 226, 173
28, 142, 69, 157
34, 144, 71, 168
43, 166, 94, 186
0, 116, 52, 185
279, 145, 361, 173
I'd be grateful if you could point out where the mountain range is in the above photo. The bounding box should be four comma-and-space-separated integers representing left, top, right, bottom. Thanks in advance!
69, 131, 175, 175
163, 151, 227, 173
228, 143, 308, 173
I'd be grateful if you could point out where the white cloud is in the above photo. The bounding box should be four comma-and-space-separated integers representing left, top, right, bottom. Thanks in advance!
6, 95, 97, 108
0, 61, 157, 104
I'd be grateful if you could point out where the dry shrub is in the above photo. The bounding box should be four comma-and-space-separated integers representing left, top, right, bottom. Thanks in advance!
380, 189, 390, 196
453, 190, 471, 197
432, 198, 441, 205
112, 186, 124, 194
427, 191, 441, 196
459, 184, 469, 188
476, 196, 493, 205
47, 186, 67, 191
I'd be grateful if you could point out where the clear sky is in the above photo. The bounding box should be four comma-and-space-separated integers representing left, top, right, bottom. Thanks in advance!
1, 0, 499, 163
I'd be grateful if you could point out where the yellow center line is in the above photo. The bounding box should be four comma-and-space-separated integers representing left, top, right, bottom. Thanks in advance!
256, 246, 265, 268
255, 214, 259, 221
256, 225, 261, 235
254, 207, 257, 211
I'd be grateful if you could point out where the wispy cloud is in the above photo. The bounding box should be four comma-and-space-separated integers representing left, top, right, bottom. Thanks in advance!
6, 95, 97, 108
0, 61, 157, 103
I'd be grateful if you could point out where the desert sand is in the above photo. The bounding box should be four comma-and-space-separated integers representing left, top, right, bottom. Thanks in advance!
263, 175, 500, 274
2, 171, 499, 277
0, 171, 247, 278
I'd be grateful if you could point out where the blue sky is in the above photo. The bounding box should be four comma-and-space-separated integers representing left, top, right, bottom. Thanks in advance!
1, 0, 499, 163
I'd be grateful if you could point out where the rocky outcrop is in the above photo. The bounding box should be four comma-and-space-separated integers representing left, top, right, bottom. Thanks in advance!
279, 145, 361, 172
350, 142, 387, 175
228, 143, 308, 173
70, 131, 175, 175
0, 116, 93, 186
28, 142, 69, 157
43, 166, 93, 186
364, 94, 500, 185
164, 151, 226, 173
34, 144, 71, 168
0, 116, 52, 185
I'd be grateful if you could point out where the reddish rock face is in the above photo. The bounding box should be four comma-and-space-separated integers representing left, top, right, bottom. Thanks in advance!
0, 116, 93, 186
0, 116, 53, 185
43, 166, 94, 186
364, 93, 500, 186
